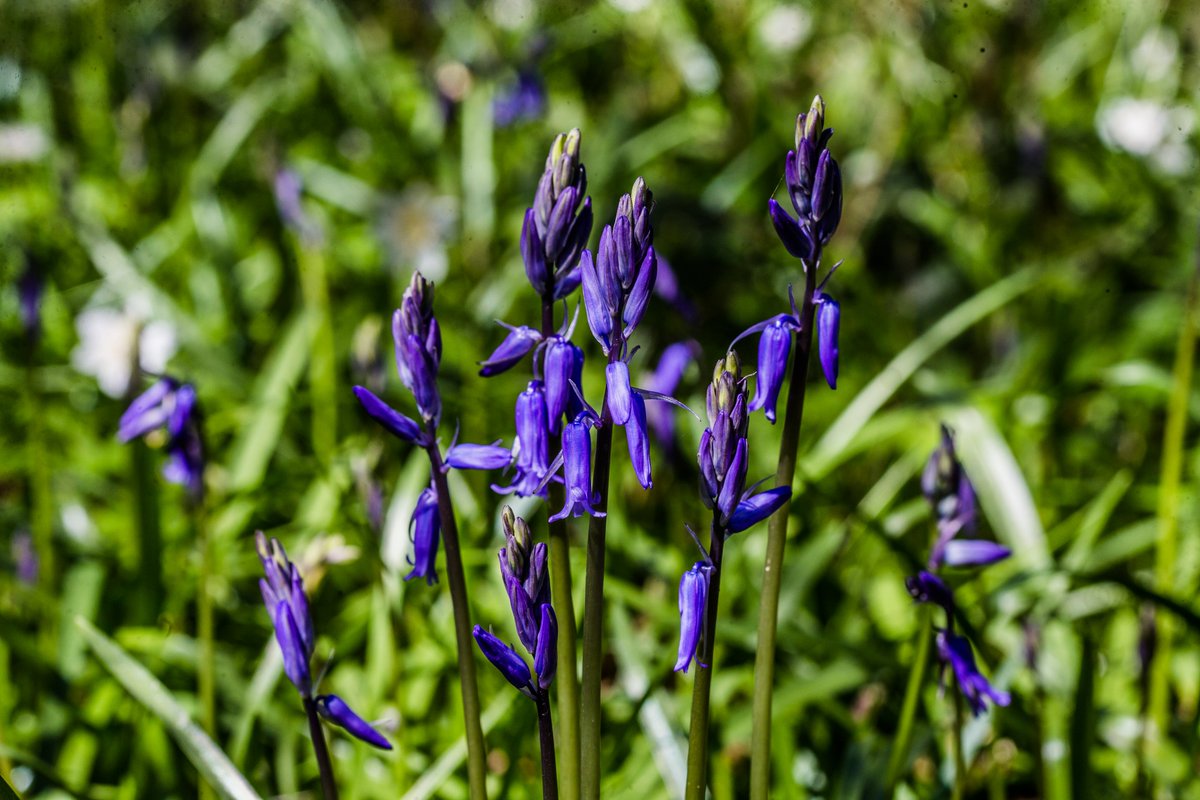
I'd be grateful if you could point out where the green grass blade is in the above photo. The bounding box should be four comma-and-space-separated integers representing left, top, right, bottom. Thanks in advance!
74, 618, 263, 800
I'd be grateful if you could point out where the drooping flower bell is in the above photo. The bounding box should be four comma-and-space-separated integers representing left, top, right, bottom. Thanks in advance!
406, 484, 441, 585
549, 415, 605, 522
255, 532, 392, 749
936, 630, 1011, 716
525, 129, 593, 300
674, 562, 713, 673
494, 381, 553, 497
816, 294, 840, 390
118, 376, 205, 497
543, 334, 586, 433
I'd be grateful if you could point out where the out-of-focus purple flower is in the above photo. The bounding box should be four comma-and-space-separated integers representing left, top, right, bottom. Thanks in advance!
407, 485, 441, 585
353, 386, 426, 445
257, 532, 316, 695
549, 416, 604, 522
119, 377, 205, 497
494, 382, 552, 497
905, 570, 956, 621
643, 340, 700, 451
18, 257, 43, 345
817, 295, 840, 390
544, 336, 585, 433
479, 324, 542, 377
526, 130, 592, 299
273, 169, 321, 244
494, 71, 546, 127
474, 626, 535, 697
316, 694, 392, 750
942, 540, 1011, 568
445, 442, 513, 471
12, 531, 37, 586
936, 630, 1010, 716
652, 255, 697, 322
674, 562, 712, 673
921, 426, 1007, 571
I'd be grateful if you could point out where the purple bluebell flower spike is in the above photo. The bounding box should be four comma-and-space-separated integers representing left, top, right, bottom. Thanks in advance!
406, 485, 441, 585
937, 630, 1011, 716
816, 295, 840, 389
316, 694, 393, 750
549, 415, 604, 522
474, 626, 535, 697
119, 376, 205, 496
478, 324, 543, 377
527, 129, 593, 299
674, 562, 712, 673
391, 274, 442, 424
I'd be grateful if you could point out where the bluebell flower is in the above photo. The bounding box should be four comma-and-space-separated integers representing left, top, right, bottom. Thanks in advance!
936, 630, 1011, 716
544, 335, 585, 433
527, 129, 593, 299
494, 382, 552, 497
534, 604, 558, 690
444, 442, 513, 471
816, 294, 840, 390
391, 274, 442, 423
316, 694, 393, 750
921, 426, 1008, 571
651, 255, 698, 323
494, 70, 546, 127
729, 314, 802, 424
643, 340, 700, 452
727, 486, 791, 533
118, 376, 205, 496
624, 392, 652, 489
474, 626, 535, 697
18, 256, 43, 345
478, 324, 542, 377
774, 96, 842, 256
549, 416, 604, 522
674, 562, 712, 673
407, 485, 441, 585
941, 539, 1011, 568
352, 386, 426, 445
606, 361, 633, 426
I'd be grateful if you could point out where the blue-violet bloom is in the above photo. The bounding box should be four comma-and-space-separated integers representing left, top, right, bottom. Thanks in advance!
549, 415, 604, 522
407, 485, 441, 585
674, 562, 713, 673
937, 630, 1011, 716
316, 694, 392, 750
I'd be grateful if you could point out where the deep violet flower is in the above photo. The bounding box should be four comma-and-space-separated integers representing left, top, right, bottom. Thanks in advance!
936, 630, 1011, 716
352, 386, 425, 445
544, 335, 585, 433
525, 129, 593, 299
772, 95, 843, 257
493, 70, 546, 127
905, 570, 956, 622
478, 324, 542, 376
816, 294, 840, 390
444, 442, 513, 471
494, 381, 553, 497
674, 562, 712, 673
255, 532, 392, 749
406, 485, 441, 585
473, 626, 535, 697
391, 273, 442, 424
118, 376, 205, 497
922, 425, 1009, 571
549, 415, 604, 522
728, 313, 801, 425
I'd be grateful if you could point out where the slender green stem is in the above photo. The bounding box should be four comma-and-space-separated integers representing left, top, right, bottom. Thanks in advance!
193, 500, 216, 742
536, 688, 560, 800
131, 442, 163, 626
749, 255, 819, 799
685, 514, 727, 800
304, 696, 339, 800
884, 608, 933, 792
426, 446, 489, 800
297, 244, 338, 465
951, 686, 967, 800
579, 396, 614, 800
542, 298, 581, 800
1147, 245, 1200, 774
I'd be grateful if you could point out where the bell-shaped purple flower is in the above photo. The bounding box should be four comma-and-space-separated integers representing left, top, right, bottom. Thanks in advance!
726, 486, 791, 534
406, 485, 441, 585
521, 208, 549, 295
273, 600, 312, 696
580, 249, 613, 350
644, 341, 699, 449
353, 386, 424, 444
473, 626, 535, 697
495, 382, 552, 496
606, 361, 633, 425
534, 604, 558, 690
747, 317, 797, 424
624, 392, 652, 489
817, 295, 840, 390
936, 630, 1011, 716
674, 562, 712, 673
479, 324, 542, 377
118, 378, 177, 442
445, 442, 513, 471
941, 540, 1011, 568
716, 438, 748, 522
768, 199, 814, 260
256, 532, 316, 696
549, 416, 605, 522
905, 570, 956, 621
118, 378, 205, 497
316, 694, 392, 750
544, 336, 585, 433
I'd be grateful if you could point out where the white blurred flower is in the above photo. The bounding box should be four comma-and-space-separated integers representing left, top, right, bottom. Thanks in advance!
376, 185, 457, 282
72, 307, 177, 397
1097, 96, 1194, 175
758, 6, 811, 54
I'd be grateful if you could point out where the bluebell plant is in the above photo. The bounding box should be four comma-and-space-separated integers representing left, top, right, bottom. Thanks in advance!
256, 532, 389, 799
742, 96, 847, 799
353, 271, 510, 799
474, 506, 560, 799
680, 351, 791, 800
119, 376, 205, 500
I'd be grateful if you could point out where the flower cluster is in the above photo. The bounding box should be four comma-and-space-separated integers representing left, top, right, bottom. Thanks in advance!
905, 426, 1011, 715
354, 272, 511, 584
118, 376, 205, 497
255, 532, 391, 750
675, 352, 791, 673
473, 507, 558, 697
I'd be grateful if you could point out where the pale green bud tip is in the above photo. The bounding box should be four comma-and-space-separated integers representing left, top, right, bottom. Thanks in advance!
564, 128, 582, 159
501, 505, 516, 537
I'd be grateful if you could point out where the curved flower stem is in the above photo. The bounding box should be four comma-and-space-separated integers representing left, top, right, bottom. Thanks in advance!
426, 445, 489, 800
685, 514, 727, 800
536, 688, 560, 800
304, 695, 339, 800
749, 252, 819, 799
542, 297, 581, 800
579, 392, 614, 800
884, 609, 933, 792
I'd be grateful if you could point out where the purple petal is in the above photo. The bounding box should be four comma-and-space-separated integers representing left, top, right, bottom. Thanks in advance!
273, 600, 312, 695
478, 325, 541, 377
117, 379, 175, 442
473, 626, 534, 696
521, 208, 547, 295
534, 604, 558, 690
769, 198, 813, 260
580, 249, 612, 349
621, 247, 657, 337
748, 320, 793, 423
674, 563, 711, 673
942, 540, 1011, 568
624, 392, 652, 489
606, 361, 633, 426
817, 296, 840, 390
727, 486, 791, 533
716, 438, 748, 522
445, 443, 512, 471
317, 694, 392, 750
353, 386, 423, 443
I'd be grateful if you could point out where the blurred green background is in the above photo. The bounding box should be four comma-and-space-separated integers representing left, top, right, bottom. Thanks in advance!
2, 0, 1199, 797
